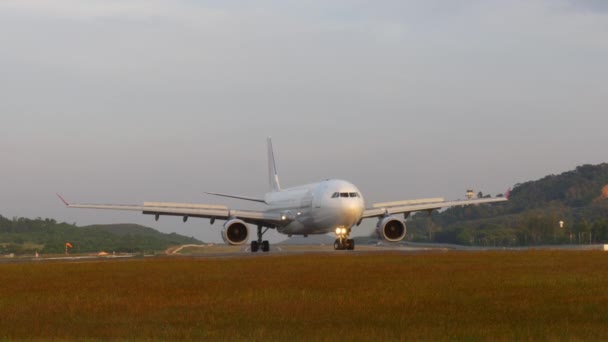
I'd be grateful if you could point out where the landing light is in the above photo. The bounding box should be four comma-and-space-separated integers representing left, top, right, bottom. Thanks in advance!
281, 215, 287, 220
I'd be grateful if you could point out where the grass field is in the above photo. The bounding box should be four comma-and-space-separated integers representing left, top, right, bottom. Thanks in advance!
2, 251, 608, 340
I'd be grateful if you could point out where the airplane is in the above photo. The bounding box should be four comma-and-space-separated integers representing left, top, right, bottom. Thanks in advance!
58, 137, 508, 252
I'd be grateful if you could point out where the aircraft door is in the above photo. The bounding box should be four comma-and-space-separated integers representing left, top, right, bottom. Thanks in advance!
312, 184, 327, 209
301, 191, 313, 210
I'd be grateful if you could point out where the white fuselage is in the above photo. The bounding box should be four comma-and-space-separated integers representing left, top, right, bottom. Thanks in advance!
264, 179, 365, 236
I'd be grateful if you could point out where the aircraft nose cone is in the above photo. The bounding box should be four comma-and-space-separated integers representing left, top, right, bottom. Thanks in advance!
341, 200, 364, 226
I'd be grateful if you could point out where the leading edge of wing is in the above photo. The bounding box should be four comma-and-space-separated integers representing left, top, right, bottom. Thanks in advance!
362, 196, 508, 218
57, 195, 286, 225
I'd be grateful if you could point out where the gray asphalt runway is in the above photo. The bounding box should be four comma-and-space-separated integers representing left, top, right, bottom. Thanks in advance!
2, 243, 606, 264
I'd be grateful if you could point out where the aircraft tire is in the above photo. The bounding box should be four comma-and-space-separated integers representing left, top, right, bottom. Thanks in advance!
262, 240, 270, 252
334, 239, 342, 250
251, 241, 259, 252
347, 239, 355, 250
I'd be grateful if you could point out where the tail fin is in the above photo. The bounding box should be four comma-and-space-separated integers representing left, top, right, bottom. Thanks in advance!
267, 137, 281, 192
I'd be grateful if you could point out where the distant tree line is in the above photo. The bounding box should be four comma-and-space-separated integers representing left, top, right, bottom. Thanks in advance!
403, 163, 608, 246
0, 216, 202, 254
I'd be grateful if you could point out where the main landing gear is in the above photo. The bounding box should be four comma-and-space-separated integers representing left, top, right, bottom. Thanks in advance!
251, 226, 270, 252
334, 227, 355, 250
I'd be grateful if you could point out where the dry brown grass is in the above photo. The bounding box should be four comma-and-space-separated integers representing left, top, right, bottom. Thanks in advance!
1, 251, 608, 340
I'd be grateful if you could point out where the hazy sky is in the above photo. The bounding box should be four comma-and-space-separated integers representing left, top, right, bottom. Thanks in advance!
1, 0, 607, 242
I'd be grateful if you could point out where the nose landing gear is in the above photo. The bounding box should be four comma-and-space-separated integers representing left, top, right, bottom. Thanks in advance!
334, 227, 355, 250
334, 238, 354, 250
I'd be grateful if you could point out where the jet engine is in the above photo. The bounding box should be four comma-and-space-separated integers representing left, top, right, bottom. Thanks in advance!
376, 216, 407, 242
221, 219, 249, 245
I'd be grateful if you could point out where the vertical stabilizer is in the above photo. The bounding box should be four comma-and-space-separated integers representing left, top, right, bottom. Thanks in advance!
267, 137, 281, 192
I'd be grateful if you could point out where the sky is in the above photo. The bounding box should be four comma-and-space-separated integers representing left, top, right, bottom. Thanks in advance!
1, 0, 607, 242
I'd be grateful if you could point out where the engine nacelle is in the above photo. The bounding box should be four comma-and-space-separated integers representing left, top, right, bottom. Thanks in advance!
221, 219, 249, 245
376, 216, 407, 242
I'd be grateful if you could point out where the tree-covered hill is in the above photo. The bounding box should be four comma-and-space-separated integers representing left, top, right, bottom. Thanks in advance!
0, 216, 203, 254
405, 163, 608, 246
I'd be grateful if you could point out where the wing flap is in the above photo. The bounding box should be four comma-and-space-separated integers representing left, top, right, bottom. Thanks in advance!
372, 198, 445, 208
144, 202, 228, 210
362, 197, 507, 218
60, 196, 287, 226
67, 203, 231, 218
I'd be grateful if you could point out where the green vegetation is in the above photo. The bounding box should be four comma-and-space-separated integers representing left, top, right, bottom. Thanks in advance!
0, 216, 202, 254
406, 163, 608, 246
1, 252, 608, 340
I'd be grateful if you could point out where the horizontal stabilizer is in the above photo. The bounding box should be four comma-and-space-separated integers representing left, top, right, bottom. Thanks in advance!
204, 192, 266, 203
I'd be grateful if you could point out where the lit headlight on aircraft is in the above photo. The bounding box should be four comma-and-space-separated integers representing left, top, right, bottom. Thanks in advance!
335, 227, 347, 235
280, 211, 293, 221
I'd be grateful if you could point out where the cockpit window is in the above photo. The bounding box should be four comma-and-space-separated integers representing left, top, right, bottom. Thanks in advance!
333, 192, 360, 198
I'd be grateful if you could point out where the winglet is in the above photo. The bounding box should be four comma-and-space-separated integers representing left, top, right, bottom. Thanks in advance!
57, 193, 70, 206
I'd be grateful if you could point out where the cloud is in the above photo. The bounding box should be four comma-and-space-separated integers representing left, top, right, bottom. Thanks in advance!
0, 0, 182, 20
565, 0, 608, 13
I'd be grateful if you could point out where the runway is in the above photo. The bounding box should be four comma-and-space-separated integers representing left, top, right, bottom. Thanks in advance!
0, 243, 442, 264
2, 243, 606, 264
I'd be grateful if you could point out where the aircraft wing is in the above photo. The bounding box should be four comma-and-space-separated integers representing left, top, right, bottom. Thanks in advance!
57, 195, 289, 227
361, 196, 508, 219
